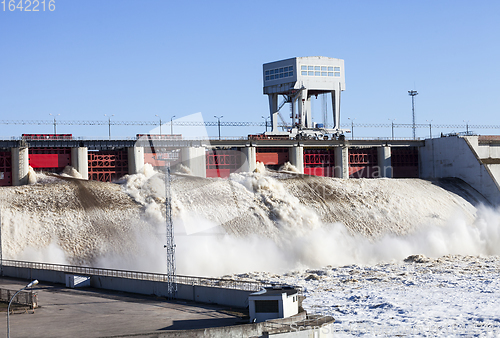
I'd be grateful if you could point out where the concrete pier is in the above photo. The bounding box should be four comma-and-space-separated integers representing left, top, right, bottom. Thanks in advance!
242, 145, 257, 172
334, 145, 349, 178
181, 146, 207, 178
71, 147, 89, 179
11, 147, 29, 186
289, 144, 304, 174
378, 146, 392, 178
127, 146, 144, 175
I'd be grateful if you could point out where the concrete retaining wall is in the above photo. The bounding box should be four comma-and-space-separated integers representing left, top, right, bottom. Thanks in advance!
420, 135, 500, 205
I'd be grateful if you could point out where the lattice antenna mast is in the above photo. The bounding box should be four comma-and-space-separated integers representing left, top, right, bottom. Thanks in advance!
408, 90, 418, 139
164, 165, 176, 298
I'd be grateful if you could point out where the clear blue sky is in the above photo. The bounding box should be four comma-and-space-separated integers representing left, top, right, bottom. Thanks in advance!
1, 0, 499, 139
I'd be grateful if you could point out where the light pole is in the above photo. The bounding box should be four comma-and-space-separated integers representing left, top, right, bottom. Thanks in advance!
426, 119, 433, 138
464, 120, 470, 135
170, 115, 176, 136
262, 116, 269, 132
49, 113, 60, 134
7, 280, 39, 338
104, 114, 114, 139
389, 119, 396, 140
214, 115, 223, 140
408, 90, 418, 140
348, 117, 355, 140
155, 115, 162, 135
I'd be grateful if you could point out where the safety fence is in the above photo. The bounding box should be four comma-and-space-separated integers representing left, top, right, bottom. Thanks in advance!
1, 260, 271, 292
0, 288, 38, 308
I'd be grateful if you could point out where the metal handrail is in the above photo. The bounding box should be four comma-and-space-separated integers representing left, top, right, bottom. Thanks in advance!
1, 260, 270, 292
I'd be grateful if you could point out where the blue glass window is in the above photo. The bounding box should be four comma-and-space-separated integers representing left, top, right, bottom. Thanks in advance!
270, 75, 275, 79
284, 67, 288, 72
301, 71, 307, 75
289, 71, 293, 76
308, 66, 314, 70
265, 70, 270, 75
321, 72, 327, 76
279, 73, 284, 78
315, 66, 320, 71
334, 72, 340, 77
328, 72, 333, 76
308, 71, 314, 76
279, 68, 284, 73
266, 76, 270, 80
270, 70, 274, 75
315, 71, 320, 76
334, 67, 340, 71
284, 73, 288, 77
321, 66, 327, 71
289, 66, 293, 70
328, 67, 334, 71
301, 65, 307, 70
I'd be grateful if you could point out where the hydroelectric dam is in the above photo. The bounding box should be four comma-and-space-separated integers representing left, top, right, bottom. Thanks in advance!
0, 133, 499, 206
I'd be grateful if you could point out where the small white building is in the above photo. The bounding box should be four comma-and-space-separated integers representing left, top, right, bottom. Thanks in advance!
248, 286, 299, 323
263, 56, 346, 134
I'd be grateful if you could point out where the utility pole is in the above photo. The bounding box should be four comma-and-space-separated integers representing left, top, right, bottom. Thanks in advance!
262, 116, 269, 132
214, 115, 223, 140
426, 120, 433, 138
155, 115, 162, 135
104, 114, 114, 139
49, 113, 60, 134
389, 119, 396, 140
348, 117, 355, 140
408, 90, 418, 140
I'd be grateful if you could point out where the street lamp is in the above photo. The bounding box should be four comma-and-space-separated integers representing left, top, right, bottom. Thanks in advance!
104, 114, 114, 139
170, 115, 176, 136
408, 90, 418, 140
389, 118, 396, 140
426, 119, 433, 139
214, 115, 223, 140
262, 116, 270, 132
347, 117, 355, 140
155, 115, 162, 135
7, 280, 39, 338
49, 113, 60, 134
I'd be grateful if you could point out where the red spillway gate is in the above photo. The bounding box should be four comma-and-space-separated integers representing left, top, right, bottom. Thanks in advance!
349, 148, 379, 178
29, 148, 71, 173
143, 148, 181, 169
206, 149, 242, 178
303, 149, 335, 177
88, 150, 128, 182
0, 151, 12, 186
255, 147, 289, 170
391, 147, 419, 178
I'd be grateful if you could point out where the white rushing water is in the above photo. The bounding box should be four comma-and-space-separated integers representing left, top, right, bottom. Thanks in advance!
1, 165, 500, 335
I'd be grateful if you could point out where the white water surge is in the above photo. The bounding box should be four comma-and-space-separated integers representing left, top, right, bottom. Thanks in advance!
0, 165, 498, 276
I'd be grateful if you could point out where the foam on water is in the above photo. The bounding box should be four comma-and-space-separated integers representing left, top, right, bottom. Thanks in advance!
0, 166, 499, 276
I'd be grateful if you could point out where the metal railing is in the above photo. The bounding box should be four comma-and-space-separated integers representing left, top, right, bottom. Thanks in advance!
1, 260, 270, 292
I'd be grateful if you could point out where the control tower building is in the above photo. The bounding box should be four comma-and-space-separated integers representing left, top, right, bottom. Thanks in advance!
263, 56, 345, 136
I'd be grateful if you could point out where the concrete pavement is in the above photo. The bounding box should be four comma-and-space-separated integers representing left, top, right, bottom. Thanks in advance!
0, 277, 244, 338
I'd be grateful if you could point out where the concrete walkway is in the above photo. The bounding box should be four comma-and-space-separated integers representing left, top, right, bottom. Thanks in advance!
0, 277, 244, 338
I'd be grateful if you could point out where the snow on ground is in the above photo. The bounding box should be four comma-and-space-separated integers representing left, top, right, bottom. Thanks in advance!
230, 254, 500, 337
